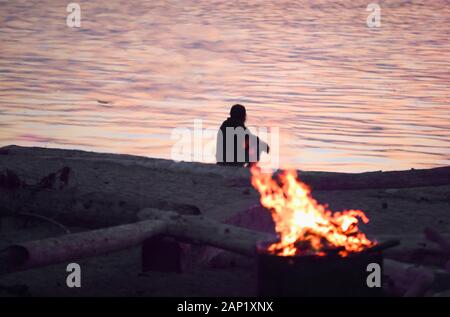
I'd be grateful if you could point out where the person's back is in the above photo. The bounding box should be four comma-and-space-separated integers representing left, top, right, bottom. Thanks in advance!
216, 104, 269, 167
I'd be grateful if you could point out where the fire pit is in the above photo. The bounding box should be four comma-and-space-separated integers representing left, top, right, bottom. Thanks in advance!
250, 166, 399, 296
256, 240, 399, 297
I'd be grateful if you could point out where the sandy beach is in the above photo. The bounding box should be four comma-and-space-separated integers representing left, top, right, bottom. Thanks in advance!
0, 145, 449, 296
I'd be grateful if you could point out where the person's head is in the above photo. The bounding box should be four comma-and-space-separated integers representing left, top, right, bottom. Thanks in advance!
230, 104, 246, 123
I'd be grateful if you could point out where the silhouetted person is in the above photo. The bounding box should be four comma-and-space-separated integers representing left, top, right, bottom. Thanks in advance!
216, 104, 269, 167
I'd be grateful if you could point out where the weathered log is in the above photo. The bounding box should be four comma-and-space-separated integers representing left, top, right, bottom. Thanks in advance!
0, 172, 200, 229
138, 208, 275, 256
375, 233, 450, 267
374, 233, 450, 252
6, 145, 450, 187
375, 232, 450, 296
299, 166, 450, 191
228, 166, 450, 190
1, 209, 274, 274
0, 219, 167, 274
383, 259, 450, 296
3, 207, 449, 297
5, 211, 447, 275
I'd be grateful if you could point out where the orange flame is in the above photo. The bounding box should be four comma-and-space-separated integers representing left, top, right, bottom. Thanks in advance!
250, 165, 375, 257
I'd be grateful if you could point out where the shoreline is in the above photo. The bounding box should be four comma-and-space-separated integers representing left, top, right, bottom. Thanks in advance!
1, 144, 449, 190
0, 145, 449, 296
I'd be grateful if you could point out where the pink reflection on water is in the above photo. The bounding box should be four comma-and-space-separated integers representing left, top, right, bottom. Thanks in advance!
0, 0, 449, 172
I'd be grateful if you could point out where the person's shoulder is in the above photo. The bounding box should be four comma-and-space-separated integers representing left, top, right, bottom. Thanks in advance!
219, 120, 227, 129
220, 118, 232, 127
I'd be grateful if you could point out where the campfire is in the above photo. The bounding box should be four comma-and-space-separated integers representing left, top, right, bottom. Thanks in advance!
250, 165, 376, 257
250, 165, 386, 296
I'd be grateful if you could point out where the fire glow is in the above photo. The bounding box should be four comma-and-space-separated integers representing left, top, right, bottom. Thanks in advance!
250, 166, 375, 257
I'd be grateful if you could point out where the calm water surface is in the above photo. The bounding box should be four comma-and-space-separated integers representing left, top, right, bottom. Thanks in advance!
0, 0, 449, 172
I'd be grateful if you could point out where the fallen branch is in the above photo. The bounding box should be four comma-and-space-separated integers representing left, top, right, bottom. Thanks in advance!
1, 208, 274, 274
0, 219, 167, 274
383, 259, 450, 297
3, 208, 449, 297
15, 212, 71, 234
375, 233, 450, 250
0, 166, 201, 230
375, 232, 450, 268
138, 208, 275, 257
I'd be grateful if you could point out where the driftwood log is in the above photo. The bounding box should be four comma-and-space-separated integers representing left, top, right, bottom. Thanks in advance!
0, 167, 201, 229
1, 208, 449, 296
383, 259, 450, 297
1, 210, 448, 273
0, 219, 167, 274
1, 145, 449, 230
0, 209, 274, 274
137, 208, 275, 256
297, 166, 450, 191
375, 232, 450, 268
227, 166, 450, 190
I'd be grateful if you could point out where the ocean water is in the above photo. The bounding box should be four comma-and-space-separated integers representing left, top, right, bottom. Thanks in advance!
0, 0, 449, 172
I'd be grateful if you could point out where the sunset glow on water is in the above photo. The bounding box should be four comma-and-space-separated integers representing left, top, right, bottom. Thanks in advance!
0, 0, 449, 172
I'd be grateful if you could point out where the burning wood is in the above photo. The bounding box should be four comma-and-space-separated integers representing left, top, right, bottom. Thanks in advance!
250, 165, 375, 257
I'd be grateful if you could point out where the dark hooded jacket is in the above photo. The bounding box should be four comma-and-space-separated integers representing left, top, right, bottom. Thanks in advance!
216, 117, 266, 166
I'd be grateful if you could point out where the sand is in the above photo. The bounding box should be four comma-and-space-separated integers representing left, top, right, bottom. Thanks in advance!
0, 145, 449, 296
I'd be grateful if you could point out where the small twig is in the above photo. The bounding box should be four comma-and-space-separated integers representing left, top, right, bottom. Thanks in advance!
15, 212, 71, 234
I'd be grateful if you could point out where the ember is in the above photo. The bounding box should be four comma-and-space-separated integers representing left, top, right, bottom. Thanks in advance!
250, 165, 375, 257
